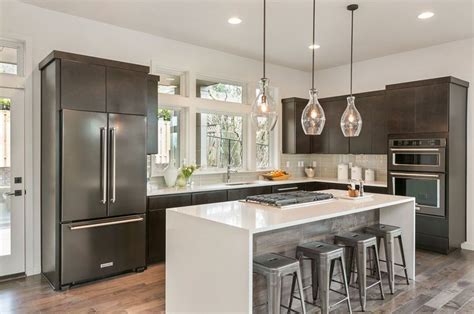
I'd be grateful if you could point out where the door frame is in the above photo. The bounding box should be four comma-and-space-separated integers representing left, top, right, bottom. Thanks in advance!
0, 87, 25, 277
0, 34, 36, 276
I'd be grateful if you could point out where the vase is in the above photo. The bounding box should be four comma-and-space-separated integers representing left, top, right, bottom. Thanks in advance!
186, 176, 193, 187
176, 175, 187, 188
163, 159, 179, 187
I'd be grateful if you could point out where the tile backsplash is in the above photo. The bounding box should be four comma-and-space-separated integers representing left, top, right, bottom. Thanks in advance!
280, 154, 387, 182
149, 154, 387, 189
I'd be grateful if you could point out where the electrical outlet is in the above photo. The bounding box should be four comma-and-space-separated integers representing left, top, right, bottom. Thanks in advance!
285, 161, 291, 168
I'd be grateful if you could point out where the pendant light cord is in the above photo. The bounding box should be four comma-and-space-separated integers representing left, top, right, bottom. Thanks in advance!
350, 8, 354, 96
263, 0, 266, 78
311, 0, 315, 90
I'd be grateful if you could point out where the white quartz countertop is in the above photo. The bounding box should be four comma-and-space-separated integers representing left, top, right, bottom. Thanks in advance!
147, 176, 387, 196
167, 189, 414, 234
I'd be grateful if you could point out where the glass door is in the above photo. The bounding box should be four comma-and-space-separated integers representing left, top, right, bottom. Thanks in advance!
0, 87, 24, 277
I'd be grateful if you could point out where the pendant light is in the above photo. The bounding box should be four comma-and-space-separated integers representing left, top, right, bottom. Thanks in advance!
251, 0, 278, 132
301, 0, 325, 135
340, 4, 363, 137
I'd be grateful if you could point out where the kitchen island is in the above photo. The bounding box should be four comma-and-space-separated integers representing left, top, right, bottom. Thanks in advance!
166, 190, 415, 313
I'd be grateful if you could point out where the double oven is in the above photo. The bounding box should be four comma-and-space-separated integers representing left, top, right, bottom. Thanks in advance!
388, 136, 446, 217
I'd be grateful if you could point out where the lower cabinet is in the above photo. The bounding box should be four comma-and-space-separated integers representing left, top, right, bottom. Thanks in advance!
227, 186, 272, 201
192, 190, 228, 205
271, 183, 306, 193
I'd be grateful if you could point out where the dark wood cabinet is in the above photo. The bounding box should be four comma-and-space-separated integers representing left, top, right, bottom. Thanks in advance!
106, 67, 148, 115
271, 183, 306, 193
146, 75, 159, 154
414, 84, 449, 133
60, 59, 106, 112
281, 98, 312, 154
192, 190, 228, 205
323, 98, 350, 154
386, 87, 416, 134
227, 186, 272, 201
147, 193, 191, 264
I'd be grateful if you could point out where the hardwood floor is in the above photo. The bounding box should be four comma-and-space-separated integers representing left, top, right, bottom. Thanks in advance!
1, 249, 473, 313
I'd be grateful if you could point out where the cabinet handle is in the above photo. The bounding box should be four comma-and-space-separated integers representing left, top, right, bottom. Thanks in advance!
276, 186, 299, 192
390, 172, 439, 178
390, 148, 440, 152
69, 217, 143, 230
100, 127, 107, 204
110, 127, 116, 203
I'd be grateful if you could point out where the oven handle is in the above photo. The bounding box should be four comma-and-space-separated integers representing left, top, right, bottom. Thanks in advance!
390, 148, 440, 152
390, 172, 440, 178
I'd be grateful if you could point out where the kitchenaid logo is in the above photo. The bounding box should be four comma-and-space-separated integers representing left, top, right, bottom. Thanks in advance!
100, 261, 114, 268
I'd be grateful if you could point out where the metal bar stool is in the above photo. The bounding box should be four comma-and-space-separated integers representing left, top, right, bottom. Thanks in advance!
253, 253, 306, 314
335, 232, 385, 311
365, 224, 410, 294
288, 241, 352, 314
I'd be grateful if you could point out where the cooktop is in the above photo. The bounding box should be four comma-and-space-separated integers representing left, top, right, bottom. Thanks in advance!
245, 191, 334, 207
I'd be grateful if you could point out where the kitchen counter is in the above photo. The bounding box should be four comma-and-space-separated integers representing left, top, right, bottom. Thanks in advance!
147, 176, 387, 196
166, 189, 415, 312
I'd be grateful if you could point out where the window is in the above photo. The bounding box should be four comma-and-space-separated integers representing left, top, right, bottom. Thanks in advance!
256, 118, 271, 169
196, 78, 244, 104
0, 40, 24, 76
149, 107, 181, 176
196, 112, 243, 169
158, 73, 181, 95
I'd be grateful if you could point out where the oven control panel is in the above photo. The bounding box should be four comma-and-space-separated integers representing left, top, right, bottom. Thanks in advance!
390, 138, 446, 147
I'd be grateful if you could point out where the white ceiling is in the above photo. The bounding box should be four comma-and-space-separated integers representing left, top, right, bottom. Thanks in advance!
21, 0, 474, 71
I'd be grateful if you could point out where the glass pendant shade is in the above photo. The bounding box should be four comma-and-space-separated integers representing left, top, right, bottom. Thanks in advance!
301, 89, 325, 135
251, 78, 278, 132
340, 96, 362, 137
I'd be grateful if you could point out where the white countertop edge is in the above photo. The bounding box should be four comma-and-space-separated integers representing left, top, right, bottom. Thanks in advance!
147, 176, 387, 196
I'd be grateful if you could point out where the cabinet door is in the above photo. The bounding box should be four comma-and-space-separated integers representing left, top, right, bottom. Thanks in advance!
148, 194, 192, 210
107, 67, 147, 115
371, 96, 389, 154
146, 77, 158, 154
192, 190, 228, 205
324, 99, 349, 154
294, 101, 312, 154
386, 88, 416, 134
348, 96, 373, 154
271, 184, 306, 193
364, 186, 388, 194
148, 209, 166, 264
60, 60, 106, 112
108, 114, 147, 217
281, 99, 311, 154
227, 186, 272, 201
61, 110, 108, 222
415, 84, 449, 133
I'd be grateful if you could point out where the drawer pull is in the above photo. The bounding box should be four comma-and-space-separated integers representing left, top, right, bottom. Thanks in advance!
69, 217, 143, 230
276, 187, 299, 192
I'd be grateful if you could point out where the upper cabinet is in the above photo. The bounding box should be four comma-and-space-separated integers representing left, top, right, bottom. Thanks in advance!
60, 60, 106, 112
282, 77, 468, 155
281, 98, 312, 154
40, 51, 149, 115
106, 67, 148, 115
146, 75, 159, 155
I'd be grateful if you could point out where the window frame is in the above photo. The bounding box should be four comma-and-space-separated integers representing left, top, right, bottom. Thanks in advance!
195, 74, 248, 105
153, 65, 188, 97
0, 39, 24, 77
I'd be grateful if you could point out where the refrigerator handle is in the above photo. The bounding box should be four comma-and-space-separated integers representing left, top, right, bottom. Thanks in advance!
100, 127, 107, 204
110, 127, 116, 203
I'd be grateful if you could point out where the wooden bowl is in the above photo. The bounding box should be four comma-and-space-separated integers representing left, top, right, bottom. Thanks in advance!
348, 189, 360, 197
262, 174, 291, 181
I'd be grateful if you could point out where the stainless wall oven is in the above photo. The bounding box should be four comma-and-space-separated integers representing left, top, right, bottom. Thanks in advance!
389, 136, 447, 217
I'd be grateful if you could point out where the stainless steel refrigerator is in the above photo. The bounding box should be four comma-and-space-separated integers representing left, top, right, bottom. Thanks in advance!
40, 51, 151, 290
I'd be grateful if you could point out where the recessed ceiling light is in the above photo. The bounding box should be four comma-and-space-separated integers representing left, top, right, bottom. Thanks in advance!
308, 44, 321, 50
228, 17, 242, 25
418, 11, 434, 19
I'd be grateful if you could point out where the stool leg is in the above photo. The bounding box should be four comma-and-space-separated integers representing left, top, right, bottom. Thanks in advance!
384, 235, 395, 294
318, 257, 331, 314
347, 247, 355, 285
398, 235, 410, 285
373, 244, 385, 301
267, 274, 282, 314
339, 257, 353, 314
356, 245, 367, 311
295, 268, 307, 314
288, 273, 297, 313
311, 258, 318, 302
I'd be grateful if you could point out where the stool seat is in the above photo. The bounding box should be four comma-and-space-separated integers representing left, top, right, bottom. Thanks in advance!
297, 241, 343, 256
254, 253, 298, 270
335, 232, 376, 244
365, 224, 401, 236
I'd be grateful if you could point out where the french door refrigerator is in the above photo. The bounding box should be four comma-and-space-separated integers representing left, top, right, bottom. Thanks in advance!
41, 52, 150, 290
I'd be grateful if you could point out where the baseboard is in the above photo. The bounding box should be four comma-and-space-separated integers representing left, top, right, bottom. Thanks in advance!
461, 241, 474, 251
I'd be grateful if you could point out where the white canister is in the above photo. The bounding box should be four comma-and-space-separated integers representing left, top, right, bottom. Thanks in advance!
365, 169, 375, 182
351, 166, 363, 181
337, 164, 349, 180
163, 159, 179, 187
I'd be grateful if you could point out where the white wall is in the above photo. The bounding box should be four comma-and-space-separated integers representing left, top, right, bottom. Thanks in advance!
315, 38, 474, 250
0, 0, 311, 275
